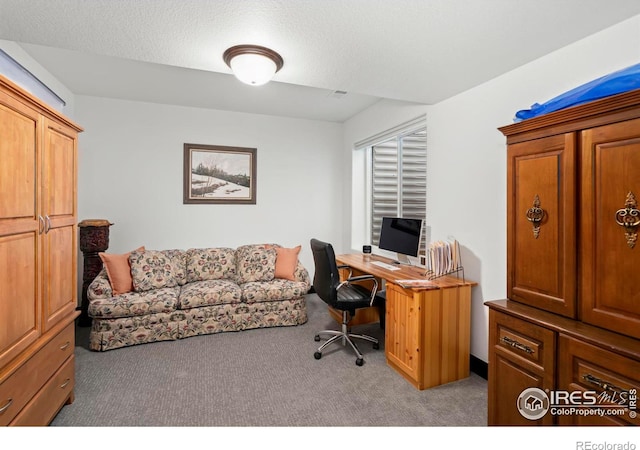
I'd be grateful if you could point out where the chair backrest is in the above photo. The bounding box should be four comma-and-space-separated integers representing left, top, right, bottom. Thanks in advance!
310, 238, 341, 306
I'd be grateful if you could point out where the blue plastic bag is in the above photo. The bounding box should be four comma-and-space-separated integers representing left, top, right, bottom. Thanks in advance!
514, 62, 640, 122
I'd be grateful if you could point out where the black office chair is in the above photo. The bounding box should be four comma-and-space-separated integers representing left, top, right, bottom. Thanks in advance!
310, 238, 382, 366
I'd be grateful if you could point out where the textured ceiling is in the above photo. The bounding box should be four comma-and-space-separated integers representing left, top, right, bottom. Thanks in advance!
1, 0, 639, 121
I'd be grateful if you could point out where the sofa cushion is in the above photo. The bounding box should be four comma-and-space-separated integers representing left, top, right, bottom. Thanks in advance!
130, 249, 186, 292
241, 279, 310, 303
163, 249, 187, 285
186, 247, 236, 282
98, 246, 145, 295
178, 279, 242, 309
235, 244, 277, 283
274, 245, 301, 281
88, 286, 180, 319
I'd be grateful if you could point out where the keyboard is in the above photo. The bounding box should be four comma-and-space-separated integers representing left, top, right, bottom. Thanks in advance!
371, 261, 401, 271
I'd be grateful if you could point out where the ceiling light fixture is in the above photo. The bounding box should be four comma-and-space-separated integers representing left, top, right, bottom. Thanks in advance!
223, 44, 284, 86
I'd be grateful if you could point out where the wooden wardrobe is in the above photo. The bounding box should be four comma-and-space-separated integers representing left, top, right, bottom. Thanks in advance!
0, 74, 82, 425
486, 88, 640, 426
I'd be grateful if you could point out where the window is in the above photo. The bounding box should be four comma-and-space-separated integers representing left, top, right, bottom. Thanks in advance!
355, 116, 427, 255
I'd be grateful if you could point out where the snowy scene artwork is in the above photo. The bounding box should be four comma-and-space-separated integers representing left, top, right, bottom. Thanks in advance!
183, 144, 257, 204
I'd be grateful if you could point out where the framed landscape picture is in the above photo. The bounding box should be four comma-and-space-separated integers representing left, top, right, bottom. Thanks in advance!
183, 143, 257, 204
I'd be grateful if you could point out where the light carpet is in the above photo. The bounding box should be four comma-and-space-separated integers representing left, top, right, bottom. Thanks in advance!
51, 294, 487, 427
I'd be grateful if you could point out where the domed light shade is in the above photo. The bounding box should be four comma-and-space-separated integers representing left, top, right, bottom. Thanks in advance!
223, 45, 284, 86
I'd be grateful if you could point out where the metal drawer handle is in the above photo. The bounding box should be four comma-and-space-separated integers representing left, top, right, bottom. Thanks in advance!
60, 341, 70, 350
582, 374, 627, 395
60, 378, 71, 389
500, 336, 534, 354
0, 398, 13, 414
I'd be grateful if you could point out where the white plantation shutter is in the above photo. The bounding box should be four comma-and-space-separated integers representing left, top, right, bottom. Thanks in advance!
371, 127, 427, 252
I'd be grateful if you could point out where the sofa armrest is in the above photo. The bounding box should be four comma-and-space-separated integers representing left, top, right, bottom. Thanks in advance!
87, 268, 114, 300
293, 261, 311, 291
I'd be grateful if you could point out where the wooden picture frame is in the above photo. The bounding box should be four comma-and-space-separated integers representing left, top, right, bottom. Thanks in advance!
183, 143, 257, 204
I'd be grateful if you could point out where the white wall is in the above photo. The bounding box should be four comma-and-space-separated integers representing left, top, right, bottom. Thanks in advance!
344, 14, 640, 363
75, 96, 344, 273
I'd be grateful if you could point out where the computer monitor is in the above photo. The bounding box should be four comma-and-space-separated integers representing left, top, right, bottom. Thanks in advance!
378, 217, 423, 264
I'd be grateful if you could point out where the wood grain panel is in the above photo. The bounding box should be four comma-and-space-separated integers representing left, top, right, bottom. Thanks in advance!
385, 283, 421, 384
581, 117, 640, 339
489, 354, 554, 426
0, 99, 38, 220
488, 309, 555, 425
558, 335, 639, 426
10, 355, 74, 426
507, 133, 576, 318
0, 232, 40, 369
42, 120, 76, 218
42, 226, 76, 332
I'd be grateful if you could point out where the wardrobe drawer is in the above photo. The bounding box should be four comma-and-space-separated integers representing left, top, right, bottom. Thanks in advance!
10, 355, 75, 426
0, 322, 74, 425
558, 335, 640, 426
490, 310, 555, 372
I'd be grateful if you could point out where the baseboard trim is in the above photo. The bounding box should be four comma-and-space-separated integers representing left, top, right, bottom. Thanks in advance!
470, 355, 488, 380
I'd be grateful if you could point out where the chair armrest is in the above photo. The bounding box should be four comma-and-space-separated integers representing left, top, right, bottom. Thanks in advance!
339, 274, 379, 306
336, 264, 353, 280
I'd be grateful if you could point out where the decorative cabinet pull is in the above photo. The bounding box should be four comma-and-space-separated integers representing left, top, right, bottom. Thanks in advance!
582, 374, 626, 395
526, 194, 545, 239
0, 398, 13, 414
500, 336, 534, 354
615, 191, 640, 249
45, 215, 52, 234
60, 341, 70, 350
60, 378, 71, 389
38, 215, 45, 234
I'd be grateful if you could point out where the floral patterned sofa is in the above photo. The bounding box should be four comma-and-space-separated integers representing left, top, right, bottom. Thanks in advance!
87, 244, 310, 351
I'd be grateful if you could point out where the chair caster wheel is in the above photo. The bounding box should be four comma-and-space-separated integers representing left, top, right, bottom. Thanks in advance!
373, 342, 380, 350
314, 335, 320, 342
356, 358, 364, 366
314, 352, 322, 360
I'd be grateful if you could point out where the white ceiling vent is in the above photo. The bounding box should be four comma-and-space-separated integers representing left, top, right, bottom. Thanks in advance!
328, 90, 348, 99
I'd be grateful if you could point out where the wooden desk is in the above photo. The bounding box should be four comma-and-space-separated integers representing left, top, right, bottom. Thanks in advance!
336, 253, 477, 390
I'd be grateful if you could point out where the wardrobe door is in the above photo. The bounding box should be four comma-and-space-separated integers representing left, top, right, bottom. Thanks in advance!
40, 118, 78, 332
580, 117, 640, 339
507, 133, 577, 318
0, 91, 41, 368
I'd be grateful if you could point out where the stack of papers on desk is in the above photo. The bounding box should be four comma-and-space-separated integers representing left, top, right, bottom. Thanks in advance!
425, 239, 461, 278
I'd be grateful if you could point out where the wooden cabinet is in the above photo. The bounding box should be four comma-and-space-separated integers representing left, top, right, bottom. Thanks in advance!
488, 310, 555, 426
335, 253, 476, 390
385, 280, 472, 390
0, 74, 82, 426
487, 88, 640, 426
